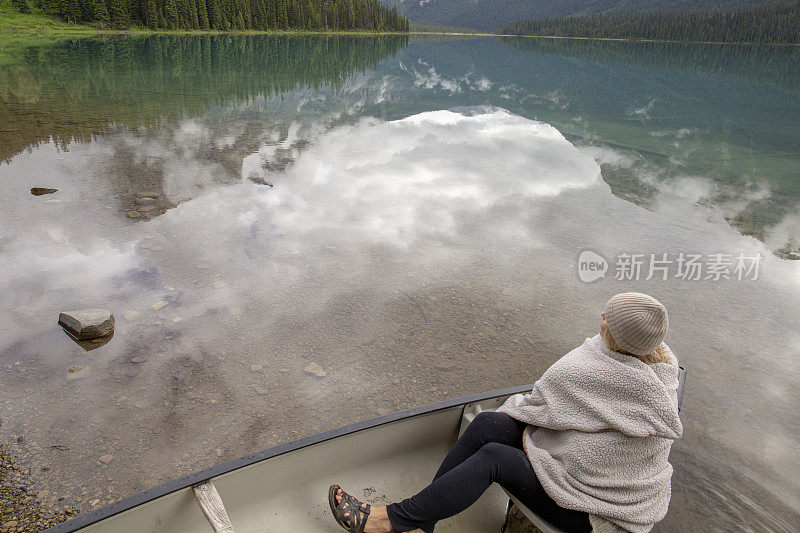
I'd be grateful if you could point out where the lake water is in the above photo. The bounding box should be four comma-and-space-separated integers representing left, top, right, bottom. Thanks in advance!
1, 35, 799, 531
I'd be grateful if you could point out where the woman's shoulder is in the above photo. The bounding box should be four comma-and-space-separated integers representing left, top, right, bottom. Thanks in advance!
660, 343, 679, 365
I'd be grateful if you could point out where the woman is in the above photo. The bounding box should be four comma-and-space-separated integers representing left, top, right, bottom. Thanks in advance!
329, 292, 683, 533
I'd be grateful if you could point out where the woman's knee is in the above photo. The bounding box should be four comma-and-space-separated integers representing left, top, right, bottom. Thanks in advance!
475, 441, 508, 457
472, 442, 512, 475
475, 443, 532, 484
469, 411, 513, 431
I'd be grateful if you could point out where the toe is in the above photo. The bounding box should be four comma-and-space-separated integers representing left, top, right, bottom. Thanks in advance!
342, 509, 353, 527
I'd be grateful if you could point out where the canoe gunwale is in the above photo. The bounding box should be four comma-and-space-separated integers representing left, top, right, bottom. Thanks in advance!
44, 383, 535, 533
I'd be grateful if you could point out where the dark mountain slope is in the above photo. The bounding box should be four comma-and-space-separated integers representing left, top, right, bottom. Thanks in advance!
385, 0, 777, 32
500, 1, 800, 43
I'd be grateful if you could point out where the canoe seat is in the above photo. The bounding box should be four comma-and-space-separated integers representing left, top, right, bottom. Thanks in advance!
503, 493, 564, 533
458, 399, 565, 533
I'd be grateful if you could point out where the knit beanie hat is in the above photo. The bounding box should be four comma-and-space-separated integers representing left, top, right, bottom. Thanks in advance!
604, 292, 669, 356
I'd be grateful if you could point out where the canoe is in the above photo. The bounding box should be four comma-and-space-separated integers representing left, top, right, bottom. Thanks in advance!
46, 368, 686, 533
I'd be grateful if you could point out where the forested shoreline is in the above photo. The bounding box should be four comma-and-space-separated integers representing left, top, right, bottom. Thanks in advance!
9, 0, 409, 31
500, 1, 800, 43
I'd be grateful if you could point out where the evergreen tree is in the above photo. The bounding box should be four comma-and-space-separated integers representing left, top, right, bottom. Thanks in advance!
12, 0, 30, 13
61, 0, 82, 22
250, 0, 267, 28
109, 0, 130, 28
143, 0, 156, 26
188, 0, 200, 27
306, 0, 320, 29
346, 1, 355, 30
276, 0, 287, 29
240, 0, 252, 27
266, 0, 277, 28
163, 0, 178, 28
92, 0, 109, 23
207, 0, 222, 29
289, 0, 300, 27
197, 0, 210, 29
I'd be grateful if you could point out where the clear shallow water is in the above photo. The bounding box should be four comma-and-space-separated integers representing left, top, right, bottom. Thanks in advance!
0, 35, 799, 531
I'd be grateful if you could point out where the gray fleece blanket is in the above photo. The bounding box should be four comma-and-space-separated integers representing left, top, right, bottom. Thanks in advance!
496, 334, 683, 533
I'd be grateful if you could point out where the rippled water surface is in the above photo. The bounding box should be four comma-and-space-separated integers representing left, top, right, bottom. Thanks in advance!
1, 35, 799, 531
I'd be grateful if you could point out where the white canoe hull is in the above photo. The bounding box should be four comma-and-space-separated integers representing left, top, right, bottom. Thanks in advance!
47, 386, 530, 533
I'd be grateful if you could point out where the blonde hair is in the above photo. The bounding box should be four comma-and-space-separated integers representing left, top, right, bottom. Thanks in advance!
602, 326, 670, 364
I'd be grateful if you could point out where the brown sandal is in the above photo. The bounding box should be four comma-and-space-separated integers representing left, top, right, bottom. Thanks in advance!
329, 484, 371, 533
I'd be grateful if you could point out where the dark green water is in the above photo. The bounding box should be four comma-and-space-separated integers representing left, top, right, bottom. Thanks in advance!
0, 35, 798, 531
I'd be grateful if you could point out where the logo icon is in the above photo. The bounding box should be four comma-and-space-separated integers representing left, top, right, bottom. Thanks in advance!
578, 251, 608, 282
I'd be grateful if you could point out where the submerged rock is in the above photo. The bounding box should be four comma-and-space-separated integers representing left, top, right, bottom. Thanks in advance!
58, 310, 114, 340
435, 361, 456, 371
30, 187, 58, 196
248, 176, 274, 187
304, 362, 327, 377
775, 244, 800, 260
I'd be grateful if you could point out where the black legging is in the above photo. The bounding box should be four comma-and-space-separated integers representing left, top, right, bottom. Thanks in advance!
385, 411, 592, 533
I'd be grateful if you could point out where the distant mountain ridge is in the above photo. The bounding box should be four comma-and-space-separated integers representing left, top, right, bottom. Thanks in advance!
500, 1, 800, 43
384, 0, 779, 31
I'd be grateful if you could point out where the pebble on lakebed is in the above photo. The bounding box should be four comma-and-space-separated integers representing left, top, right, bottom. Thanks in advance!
66, 365, 91, 381
58, 310, 114, 340
135, 191, 162, 199
30, 187, 58, 196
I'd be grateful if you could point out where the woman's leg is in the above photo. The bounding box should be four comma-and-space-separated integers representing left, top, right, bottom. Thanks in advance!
333, 412, 525, 533
432, 411, 527, 481
385, 442, 592, 533
412, 410, 525, 531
